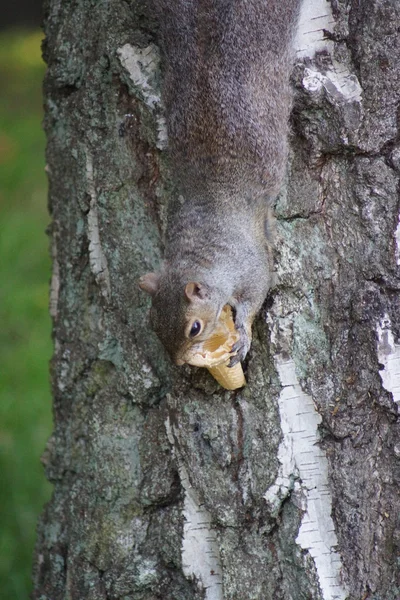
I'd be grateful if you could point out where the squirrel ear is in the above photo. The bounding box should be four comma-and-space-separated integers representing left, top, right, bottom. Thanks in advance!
185, 281, 208, 302
139, 272, 161, 296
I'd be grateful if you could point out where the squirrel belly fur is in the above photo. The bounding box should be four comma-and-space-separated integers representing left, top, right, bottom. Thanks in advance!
140, 0, 301, 367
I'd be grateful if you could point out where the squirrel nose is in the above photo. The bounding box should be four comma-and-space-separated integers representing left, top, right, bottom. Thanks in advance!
175, 358, 185, 366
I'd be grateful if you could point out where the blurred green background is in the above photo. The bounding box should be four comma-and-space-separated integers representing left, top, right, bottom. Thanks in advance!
0, 29, 53, 598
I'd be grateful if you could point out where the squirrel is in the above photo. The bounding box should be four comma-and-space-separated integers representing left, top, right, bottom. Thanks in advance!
140, 0, 301, 367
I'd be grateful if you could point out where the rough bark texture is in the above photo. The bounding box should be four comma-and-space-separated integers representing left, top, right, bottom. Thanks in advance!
34, 1, 400, 599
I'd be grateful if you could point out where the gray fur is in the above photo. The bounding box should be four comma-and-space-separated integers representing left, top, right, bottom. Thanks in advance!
144, 0, 301, 364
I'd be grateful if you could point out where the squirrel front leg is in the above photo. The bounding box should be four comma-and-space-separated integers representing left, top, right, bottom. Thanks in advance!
228, 253, 273, 366
228, 300, 258, 367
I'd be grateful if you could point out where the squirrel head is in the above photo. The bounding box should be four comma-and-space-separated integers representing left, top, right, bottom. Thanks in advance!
139, 271, 223, 365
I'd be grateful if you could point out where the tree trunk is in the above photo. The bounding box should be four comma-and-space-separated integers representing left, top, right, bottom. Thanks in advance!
33, 1, 400, 599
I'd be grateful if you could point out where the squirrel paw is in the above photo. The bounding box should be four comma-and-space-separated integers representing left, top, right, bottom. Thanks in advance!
229, 326, 251, 367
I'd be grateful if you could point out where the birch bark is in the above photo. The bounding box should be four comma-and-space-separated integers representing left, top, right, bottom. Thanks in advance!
33, 1, 400, 598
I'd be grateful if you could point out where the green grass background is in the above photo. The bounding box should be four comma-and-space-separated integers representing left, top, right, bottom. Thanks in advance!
0, 29, 53, 598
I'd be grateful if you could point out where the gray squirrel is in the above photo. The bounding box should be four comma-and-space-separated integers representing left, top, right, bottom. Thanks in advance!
140, 0, 301, 367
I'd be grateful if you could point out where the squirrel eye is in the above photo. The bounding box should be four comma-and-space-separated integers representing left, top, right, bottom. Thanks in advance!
189, 320, 202, 338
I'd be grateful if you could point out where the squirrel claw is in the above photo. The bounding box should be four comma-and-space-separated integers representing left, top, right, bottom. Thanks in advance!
230, 339, 241, 354
228, 353, 241, 368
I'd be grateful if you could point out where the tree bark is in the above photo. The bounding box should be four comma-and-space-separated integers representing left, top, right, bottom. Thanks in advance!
34, 1, 400, 599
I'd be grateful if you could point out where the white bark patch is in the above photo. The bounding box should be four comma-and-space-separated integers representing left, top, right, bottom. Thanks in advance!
49, 238, 60, 319
265, 358, 348, 600
395, 215, 400, 266
296, 0, 362, 105
117, 43, 167, 149
376, 314, 400, 405
86, 155, 111, 301
165, 416, 223, 600
302, 66, 362, 104
295, 0, 335, 58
